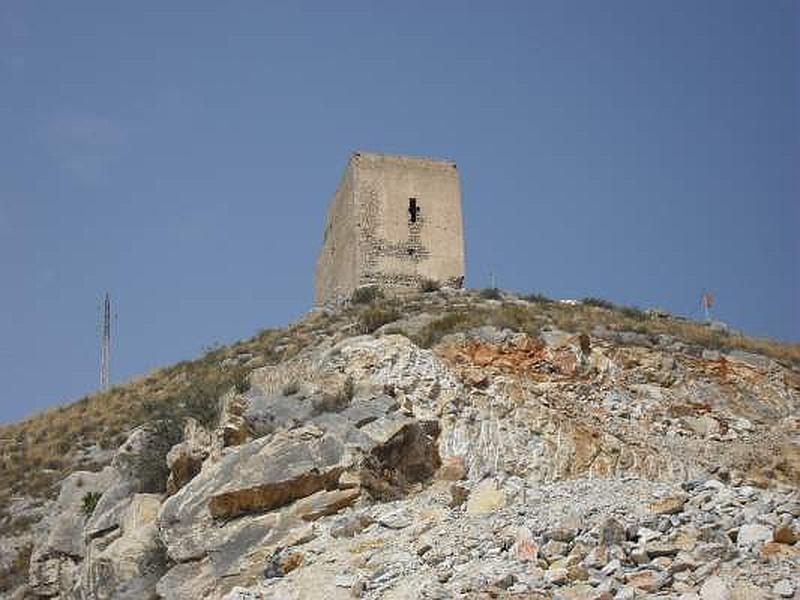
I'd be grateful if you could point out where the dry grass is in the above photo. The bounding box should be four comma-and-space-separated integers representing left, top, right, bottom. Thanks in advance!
573, 302, 800, 365
411, 292, 799, 367
0, 543, 32, 593
358, 305, 402, 334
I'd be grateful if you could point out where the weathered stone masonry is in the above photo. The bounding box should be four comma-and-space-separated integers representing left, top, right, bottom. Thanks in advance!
315, 151, 465, 305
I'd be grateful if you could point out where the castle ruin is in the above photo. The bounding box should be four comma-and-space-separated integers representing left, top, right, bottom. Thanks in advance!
315, 151, 465, 305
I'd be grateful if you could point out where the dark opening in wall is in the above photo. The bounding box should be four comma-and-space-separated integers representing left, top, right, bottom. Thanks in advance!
408, 198, 420, 223
407, 248, 415, 256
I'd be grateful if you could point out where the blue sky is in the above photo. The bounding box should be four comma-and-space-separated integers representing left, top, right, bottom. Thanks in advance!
1, 1, 798, 423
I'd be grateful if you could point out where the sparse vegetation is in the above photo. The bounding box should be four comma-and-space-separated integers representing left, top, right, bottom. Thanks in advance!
413, 311, 481, 348
233, 369, 251, 394
619, 305, 647, 321
315, 375, 356, 415
582, 297, 615, 310
341, 375, 355, 403
479, 287, 502, 300
0, 324, 288, 523
583, 297, 647, 322
523, 292, 553, 305
351, 285, 383, 305
0, 543, 32, 593
6, 513, 40, 536
81, 491, 102, 517
359, 306, 401, 334
419, 278, 440, 293
135, 420, 184, 493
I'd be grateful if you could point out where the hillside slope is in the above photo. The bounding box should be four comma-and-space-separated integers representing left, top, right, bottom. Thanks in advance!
1, 289, 798, 598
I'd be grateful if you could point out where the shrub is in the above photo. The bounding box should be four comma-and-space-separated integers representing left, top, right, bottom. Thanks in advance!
351, 286, 383, 305
414, 311, 478, 348
178, 381, 225, 428
98, 429, 121, 450
479, 288, 502, 300
134, 419, 184, 493
359, 306, 401, 334
13, 544, 32, 573
232, 367, 251, 394
315, 376, 355, 414
7, 513, 40, 535
419, 278, 440, 293
81, 491, 102, 517
342, 375, 355, 403
619, 305, 647, 321
488, 305, 541, 336
582, 297, 615, 309
524, 292, 553, 304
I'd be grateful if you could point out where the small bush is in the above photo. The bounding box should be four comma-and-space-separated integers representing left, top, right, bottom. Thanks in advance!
524, 292, 553, 304
315, 376, 356, 414
619, 305, 647, 321
419, 278, 440, 293
232, 368, 251, 394
342, 375, 355, 403
414, 311, 478, 348
81, 491, 102, 517
479, 288, 502, 300
582, 297, 615, 309
7, 513, 40, 535
487, 305, 541, 336
351, 286, 383, 305
98, 429, 121, 450
179, 382, 224, 428
359, 306, 401, 334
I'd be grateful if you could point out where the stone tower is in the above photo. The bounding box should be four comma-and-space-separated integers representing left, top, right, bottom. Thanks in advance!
315, 151, 465, 305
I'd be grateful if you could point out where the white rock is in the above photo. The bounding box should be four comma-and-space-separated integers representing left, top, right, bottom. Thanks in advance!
222, 587, 261, 600
772, 579, 795, 598
736, 523, 771, 547
601, 558, 621, 576
614, 587, 636, 600
377, 508, 413, 530
700, 575, 730, 600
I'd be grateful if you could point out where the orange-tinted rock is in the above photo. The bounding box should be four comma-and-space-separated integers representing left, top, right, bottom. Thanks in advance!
437, 455, 467, 481
773, 525, 798, 545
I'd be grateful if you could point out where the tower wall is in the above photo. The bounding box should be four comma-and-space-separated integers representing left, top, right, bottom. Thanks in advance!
315, 151, 464, 306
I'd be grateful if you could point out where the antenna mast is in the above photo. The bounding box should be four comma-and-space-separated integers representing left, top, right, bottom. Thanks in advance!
100, 292, 111, 390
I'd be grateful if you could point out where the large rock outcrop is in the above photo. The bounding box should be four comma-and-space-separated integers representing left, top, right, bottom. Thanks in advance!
80, 493, 166, 599
9, 291, 800, 599
28, 468, 113, 597
29, 424, 176, 599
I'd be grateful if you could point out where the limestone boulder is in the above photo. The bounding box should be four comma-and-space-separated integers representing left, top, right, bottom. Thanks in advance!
242, 388, 316, 438
158, 426, 354, 562
28, 468, 114, 597
216, 388, 251, 449
80, 494, 167, 599
154, 398, 441, 598
166, 418, 213, 495
466, 478, 506, 515
85, 424, 179, 541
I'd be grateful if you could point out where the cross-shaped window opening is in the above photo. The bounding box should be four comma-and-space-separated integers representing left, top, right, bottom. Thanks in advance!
408, 198, 420, 223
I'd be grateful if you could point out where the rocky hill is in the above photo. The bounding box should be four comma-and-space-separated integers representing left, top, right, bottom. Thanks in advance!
1, 288, 798, 599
